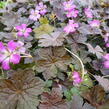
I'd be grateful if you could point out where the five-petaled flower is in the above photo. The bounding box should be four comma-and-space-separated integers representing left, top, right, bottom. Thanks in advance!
29, 2, 47, 21
64, 20, 79, 34
29, 9, 41, 21
0, 40, 30, 70
35, 2, 47, 15
66, 9, 79, 18
16, 24, 32, 38
63, 0, 76, 11
84, 8, 93, 18
89, 20, 100, 27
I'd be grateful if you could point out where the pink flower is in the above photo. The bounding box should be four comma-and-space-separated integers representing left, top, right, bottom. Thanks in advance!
104, 33, 109, 47
36, 2, 47, 15
104, 61, 109, 68
104, 54, 109, 61
89, 20, 100, 27
84, 8, 93, 18
64, 20, 79, 34
29, 9, 40, 21
106, 43, 109, 47
16, 24, 32, 38
66, 9, 79, 18
63, 0, 76, 11
103, 54, 109, 68
72, 71, 82, 85
0, 40, 27, 70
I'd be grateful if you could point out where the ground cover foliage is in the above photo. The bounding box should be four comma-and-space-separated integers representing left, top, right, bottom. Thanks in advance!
0, 0, 109, 109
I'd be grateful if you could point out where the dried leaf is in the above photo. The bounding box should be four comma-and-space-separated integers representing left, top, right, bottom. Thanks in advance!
0, 69, 44, 109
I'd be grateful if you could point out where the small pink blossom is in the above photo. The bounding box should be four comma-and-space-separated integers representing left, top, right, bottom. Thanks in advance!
104, 54, 109, 61
104, 61, 109, 68
0, 40, 28, 70
29, 9, 40, 21
89, 20, 100, 27
103, 54, 109, 68
104, 33, 109, 47
66, 9, 79, 18
106, 43, 109, 47
72, 71, 82, 85
63, 0, 76, 11
36, 2, 47, 15
16, 24, 32, 38
64, 20, 79, 34
84, 8, 93, 18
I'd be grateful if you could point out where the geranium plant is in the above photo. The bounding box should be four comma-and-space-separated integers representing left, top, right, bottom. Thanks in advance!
0, 0, 109, 109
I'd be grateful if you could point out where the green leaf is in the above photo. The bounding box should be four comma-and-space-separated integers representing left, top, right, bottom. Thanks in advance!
45, 80, 53, 87
67, 72, 72, 77
33, 24, 54, 38
39, 17, 49, 24
79, 74, 93, 92
69, 64, 74, 71
82, 74, 93, 87
70, 87, 80, 95
0, 1, 7, 8
11, 61, 35, 70
64, 90, 72, 101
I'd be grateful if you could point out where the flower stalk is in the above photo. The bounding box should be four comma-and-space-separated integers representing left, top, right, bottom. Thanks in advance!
65, 48, 85, 79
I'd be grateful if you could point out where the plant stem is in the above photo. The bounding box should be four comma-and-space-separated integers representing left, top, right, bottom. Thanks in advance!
65, 48, 85, 79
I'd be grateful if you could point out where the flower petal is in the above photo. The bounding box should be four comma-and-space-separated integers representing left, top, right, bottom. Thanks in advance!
104, 61, 109, 68
17, 41, 24, 47
18, 47, 26, 53
2, 58, 10, 70
0, 54, 7, 63
26, 28, 32, 33
21, 24, 27, 29
30, 9, 35, 14
24, 32, 29, 38
0, 42, 5, 52
104, 54, 109, 61
17, 31, 23, 37
7, 40, 18, 51
15, 26, 22, 31
10, 54, 21, 64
